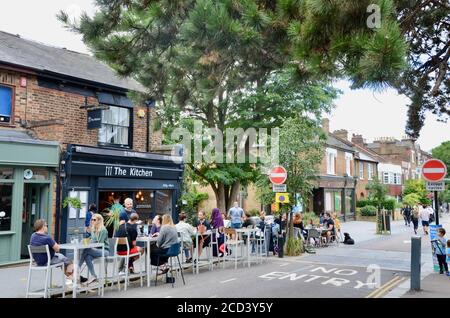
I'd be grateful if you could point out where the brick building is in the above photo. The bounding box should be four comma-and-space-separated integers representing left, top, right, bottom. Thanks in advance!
0, 31, 183, 265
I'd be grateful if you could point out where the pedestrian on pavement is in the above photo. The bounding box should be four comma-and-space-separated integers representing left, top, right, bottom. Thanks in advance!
411, 205, 420, 235
419, 204, 430, 235
401, 204, 411, 227
228, 201, 244, 229
426, 204, 435, 224
433, 228, 449, 276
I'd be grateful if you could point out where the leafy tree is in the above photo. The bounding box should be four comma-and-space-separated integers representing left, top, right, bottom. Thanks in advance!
402, 193, 421, 206
58, 0, 407, 211
403, 179, 432, 205
366, 178, 388, 211
393, 0, 449, 138
431, 141, 450, 177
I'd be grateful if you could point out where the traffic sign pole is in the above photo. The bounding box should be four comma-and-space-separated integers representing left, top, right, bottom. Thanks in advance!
434, 191, 439, 225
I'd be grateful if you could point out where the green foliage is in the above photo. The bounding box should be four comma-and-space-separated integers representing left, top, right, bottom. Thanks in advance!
403, 179, 431, 205
431, 141, 450, 178
382, 198, 397, 211
62, 197, 81, 209
366, 178, 388, 211
356, 199, 376, 208
284, 236, 303, 256
302, 211, 320, 226
104, 203, 124, 231
180, 188, 209, 224
402, 193, 421, 206
361, 205, 377, 216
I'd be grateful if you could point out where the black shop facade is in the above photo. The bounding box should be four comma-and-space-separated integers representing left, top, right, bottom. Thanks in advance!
60, 144, 184, 242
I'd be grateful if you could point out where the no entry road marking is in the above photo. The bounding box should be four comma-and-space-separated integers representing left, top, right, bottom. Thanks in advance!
220, 278, 236, 284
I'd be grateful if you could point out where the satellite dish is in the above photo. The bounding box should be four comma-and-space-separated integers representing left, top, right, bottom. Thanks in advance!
24, 169, 33, 180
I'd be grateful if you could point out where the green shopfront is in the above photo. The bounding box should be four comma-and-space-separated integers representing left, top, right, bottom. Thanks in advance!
0, 132, 59, 265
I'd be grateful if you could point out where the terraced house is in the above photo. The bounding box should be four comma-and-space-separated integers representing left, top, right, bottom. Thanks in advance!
0, 31, 183, 265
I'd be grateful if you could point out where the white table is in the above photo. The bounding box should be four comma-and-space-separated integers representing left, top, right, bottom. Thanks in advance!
136, 236, 157, 287
235, 228, 258, 268
59, 242, 105, 298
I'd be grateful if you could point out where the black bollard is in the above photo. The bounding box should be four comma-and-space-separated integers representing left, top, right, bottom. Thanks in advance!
410, 235, 421, 291
278, 234, 284, 258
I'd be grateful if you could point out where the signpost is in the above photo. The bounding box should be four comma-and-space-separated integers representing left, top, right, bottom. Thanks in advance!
269, 166, 287, 259
421, 159, 447, 226
272, 184, 287, 192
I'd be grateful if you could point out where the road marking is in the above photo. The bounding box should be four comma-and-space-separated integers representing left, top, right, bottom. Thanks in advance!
403, 240, 411, 244
365, 276, 407, 298
220, 278, 236, 284
279, 263, 290, 267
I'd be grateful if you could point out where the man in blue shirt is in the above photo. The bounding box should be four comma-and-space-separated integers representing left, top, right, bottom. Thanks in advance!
119, 198, 136, 222
227, 201, 244, 229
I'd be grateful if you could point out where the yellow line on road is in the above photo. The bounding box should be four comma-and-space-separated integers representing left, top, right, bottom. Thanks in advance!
365, 276, 406, 298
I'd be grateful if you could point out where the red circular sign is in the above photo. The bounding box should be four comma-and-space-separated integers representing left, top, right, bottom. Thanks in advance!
269, 166, 287, 185
421, 159, 447, 182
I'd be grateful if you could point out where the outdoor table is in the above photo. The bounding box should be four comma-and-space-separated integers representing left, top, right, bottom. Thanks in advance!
136, 236, 157, 287
235, 227, 258, 268
59, 242, 105, 298
193, 230, 212, 274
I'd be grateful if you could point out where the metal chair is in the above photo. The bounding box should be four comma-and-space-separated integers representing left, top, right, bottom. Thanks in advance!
306, 228, 322, 248
208, 228, 222, 269
26, 245, 66, 298
255, 226, 268, 263
114, 237, 143, 291
155, 242, 185, 288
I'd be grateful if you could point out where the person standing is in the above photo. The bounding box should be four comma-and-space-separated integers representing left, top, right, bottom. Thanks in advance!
434, 228, 449, 275
411, 205, 420, 235
419, 204, 430, 235
402, 205, 411, 227
227, 201, 244, 229
119, 198, 136, 223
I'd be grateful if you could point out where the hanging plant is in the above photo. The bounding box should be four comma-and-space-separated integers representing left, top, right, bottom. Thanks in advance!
63, 197, 82, 209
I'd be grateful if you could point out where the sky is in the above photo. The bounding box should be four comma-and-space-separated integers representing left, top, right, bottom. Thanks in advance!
0, 1, 448, 152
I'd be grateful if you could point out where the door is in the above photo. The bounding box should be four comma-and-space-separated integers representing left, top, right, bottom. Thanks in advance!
21, 184, 49, 259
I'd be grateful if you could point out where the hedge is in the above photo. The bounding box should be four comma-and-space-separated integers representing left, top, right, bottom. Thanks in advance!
361, 205, 377, 216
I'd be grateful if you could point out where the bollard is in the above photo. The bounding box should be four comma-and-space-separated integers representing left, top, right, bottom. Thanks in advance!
278, 234, 284, 258
410, 236, 421, 291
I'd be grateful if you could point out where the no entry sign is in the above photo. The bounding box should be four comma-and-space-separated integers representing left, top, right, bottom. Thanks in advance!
421, 159, 447, 182
269, 166, 287, 185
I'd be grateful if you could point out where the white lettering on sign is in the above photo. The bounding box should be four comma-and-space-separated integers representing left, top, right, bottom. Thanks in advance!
104, 165, 153, 178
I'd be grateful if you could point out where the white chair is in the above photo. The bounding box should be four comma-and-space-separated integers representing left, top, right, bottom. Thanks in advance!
255, 226, 268, 263
114, 237, 143, 291
222, 228, 244, 269
26, 245, 66, 298
208, 228, 222, 270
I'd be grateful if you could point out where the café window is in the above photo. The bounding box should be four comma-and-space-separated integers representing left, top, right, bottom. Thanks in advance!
0, 168, 13, 180
0, 85, 13, 124
0, 184, 13, 231
98, 106, 131, 147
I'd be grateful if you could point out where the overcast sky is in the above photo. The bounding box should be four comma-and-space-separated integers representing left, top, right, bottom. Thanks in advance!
0, 0, 448, 152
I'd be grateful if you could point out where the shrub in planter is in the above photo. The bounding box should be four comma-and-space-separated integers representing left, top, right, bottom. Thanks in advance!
382, 198, 396, 211
361, 205, 377, 216
247, 208, 260, 217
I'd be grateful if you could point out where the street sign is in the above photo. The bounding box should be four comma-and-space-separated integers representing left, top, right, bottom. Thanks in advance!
269, 166, 287, 185
272, 184, 287, 192
426, 182, 445, 192
421, 159, 447, 182
275, 192, 289, 203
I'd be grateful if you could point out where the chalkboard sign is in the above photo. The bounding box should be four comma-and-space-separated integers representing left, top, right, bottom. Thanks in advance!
87, 109, 102, 129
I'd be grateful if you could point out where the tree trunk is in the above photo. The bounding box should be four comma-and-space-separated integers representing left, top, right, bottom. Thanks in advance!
215, 183, 227, 214
227, 181, 241, 212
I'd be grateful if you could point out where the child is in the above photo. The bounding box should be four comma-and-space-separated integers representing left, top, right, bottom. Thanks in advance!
446, 239, 450, 277
435, 228, 448, 275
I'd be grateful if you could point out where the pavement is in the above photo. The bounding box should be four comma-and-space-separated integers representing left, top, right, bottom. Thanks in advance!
1, 213, 449, 298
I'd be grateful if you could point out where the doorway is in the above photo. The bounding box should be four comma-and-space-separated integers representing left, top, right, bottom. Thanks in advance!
21, 184, 49, 259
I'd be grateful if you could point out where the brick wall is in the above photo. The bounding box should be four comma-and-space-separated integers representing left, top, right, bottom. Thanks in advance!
0, 69, 159, 151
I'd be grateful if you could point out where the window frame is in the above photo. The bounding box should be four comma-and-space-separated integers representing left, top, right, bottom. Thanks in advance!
359, 162, 364, 180
97, 105, 133, 149
326, 148, 337, 175
0, 84, 15, 126
345, 153, 352, 176
368, 163, 373, 180
383, 172, 389, 184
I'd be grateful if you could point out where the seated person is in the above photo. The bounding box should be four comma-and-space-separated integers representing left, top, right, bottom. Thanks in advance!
175, 212, 196, 262
150, 214, 162, 237
321, 213, 335, 243
194, 210, 212, 259
210, 208, 225, 256
115, 213, 144, 273
293, 212, 307, 239
30, 219, 86, 283
332, 212, 341, 236
78, 213, 109, 284
221, 212, 231, 228
242, 213, 253, 228
150, 214, 179, 274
